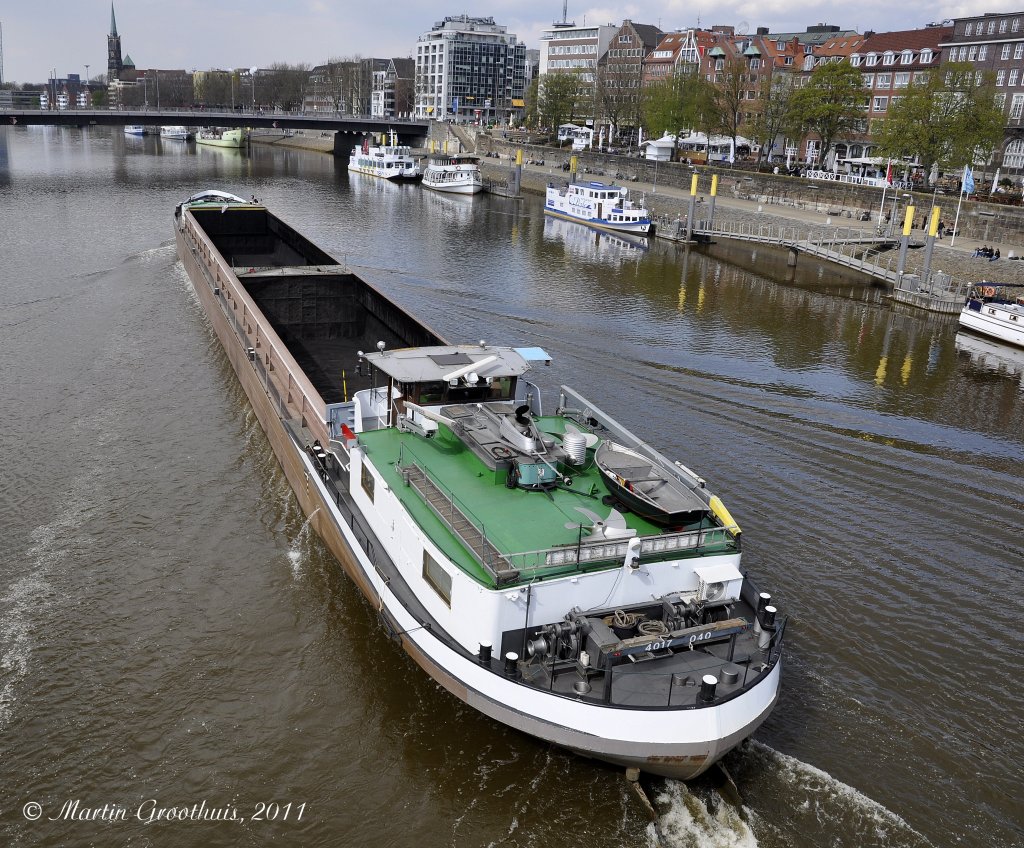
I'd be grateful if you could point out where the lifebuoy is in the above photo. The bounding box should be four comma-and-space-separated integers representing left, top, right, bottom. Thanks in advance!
981, 285, 997, 298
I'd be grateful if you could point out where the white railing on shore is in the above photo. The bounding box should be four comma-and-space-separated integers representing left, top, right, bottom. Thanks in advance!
805, 169, 914, 191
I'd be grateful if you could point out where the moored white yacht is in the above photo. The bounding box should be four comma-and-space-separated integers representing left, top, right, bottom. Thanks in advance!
421, 154, 483, 194
160, 126, 193, 140
348, 130, 420, 180
960, 285, 1024, 349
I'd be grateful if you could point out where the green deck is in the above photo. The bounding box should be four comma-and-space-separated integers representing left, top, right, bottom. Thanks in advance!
358, 417, 735, 588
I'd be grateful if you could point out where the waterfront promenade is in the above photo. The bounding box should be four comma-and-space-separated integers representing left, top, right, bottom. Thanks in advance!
508, 157, 1024, 290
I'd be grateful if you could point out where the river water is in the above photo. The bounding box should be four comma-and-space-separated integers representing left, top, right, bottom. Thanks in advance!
1, 126, 1021, 848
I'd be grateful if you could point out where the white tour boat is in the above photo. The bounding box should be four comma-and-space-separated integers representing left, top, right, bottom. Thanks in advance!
174, 192, 785, 780
160, 126, 193, 140
545, 180, 654, 235
123, 125, 147, 136
960, 285, 1024, 349
348, 131, 420, 180
421, 154, 483, 194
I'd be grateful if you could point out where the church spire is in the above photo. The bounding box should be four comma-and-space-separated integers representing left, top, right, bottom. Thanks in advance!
110, 3, 118, 37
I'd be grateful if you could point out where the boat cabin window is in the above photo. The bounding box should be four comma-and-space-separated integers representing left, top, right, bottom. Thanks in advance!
422, 550, 452, 606
412, 381, 447, 405
361, 463, 375, 501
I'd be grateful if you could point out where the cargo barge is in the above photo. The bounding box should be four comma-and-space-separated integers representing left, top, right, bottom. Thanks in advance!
174, 190, 785, 779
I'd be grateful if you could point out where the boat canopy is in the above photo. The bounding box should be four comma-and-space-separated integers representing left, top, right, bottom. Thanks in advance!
363, 344, 535, 384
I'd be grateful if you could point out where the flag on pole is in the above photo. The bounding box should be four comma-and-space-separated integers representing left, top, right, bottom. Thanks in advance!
991, 167, 1001, 196
886, 160, 893, 185
962, 165, 975, 195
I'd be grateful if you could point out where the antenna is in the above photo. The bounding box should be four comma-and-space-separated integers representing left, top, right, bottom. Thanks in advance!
0, 22, 4, 86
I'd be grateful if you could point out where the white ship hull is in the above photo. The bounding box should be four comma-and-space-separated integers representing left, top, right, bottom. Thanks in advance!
422, 157, 483, 194
960, 299, 1024, 348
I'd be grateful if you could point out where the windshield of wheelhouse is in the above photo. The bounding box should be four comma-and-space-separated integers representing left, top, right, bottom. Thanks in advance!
404, 376, 516, 406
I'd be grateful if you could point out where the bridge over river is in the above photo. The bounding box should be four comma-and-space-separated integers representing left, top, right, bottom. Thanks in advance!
0, 107, 430, 151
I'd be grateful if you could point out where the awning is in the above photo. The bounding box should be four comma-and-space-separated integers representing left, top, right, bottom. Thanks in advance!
511, 98, 525, 107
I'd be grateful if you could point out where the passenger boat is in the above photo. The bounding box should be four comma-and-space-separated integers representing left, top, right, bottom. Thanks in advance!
123, 124, 146, 136
174, 191, 785, 779
348, 130, 420, 180
196, 127, 248, 148
544, 180, 654, 235
160, 125, 193, 140
959, 285, 1024, 349
421, 154, 483, 194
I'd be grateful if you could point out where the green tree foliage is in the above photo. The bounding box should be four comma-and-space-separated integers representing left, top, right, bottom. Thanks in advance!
873, 62, 1004, 181
748, 73, 797, 166
788, 60, 866, 164
536, 71, 586, 132
641, 68, 715, 159
642, 71, 689, 154
524, 77, 540, 128
707, 57, 751, 156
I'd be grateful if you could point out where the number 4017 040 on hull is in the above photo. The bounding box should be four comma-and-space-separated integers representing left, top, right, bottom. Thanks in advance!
174, 190, 785, 779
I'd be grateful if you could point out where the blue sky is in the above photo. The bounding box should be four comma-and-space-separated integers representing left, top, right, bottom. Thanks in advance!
2, 1, 1017, 84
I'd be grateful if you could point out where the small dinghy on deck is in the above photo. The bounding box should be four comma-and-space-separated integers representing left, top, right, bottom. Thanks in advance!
595, 440, 711, 527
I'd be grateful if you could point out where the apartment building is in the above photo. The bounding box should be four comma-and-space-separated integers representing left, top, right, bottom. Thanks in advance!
414, 15, 526, 125
941, 11, 1024, 171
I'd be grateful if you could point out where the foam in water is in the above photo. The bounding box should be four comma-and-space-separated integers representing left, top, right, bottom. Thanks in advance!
651, 742, 935, 848
741, 741, 934, 848
287, 509, 319, 577
0, 573, 48, 732
648, 779, 758, 848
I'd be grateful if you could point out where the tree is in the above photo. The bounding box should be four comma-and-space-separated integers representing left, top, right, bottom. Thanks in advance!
642, 67, 713, 159
524, 77, 540, 128
536, 71, 586, 133
707, 57, 751, 160
873, 62, 1004, 182
787, 60, 866, 165
748, 72, 797, 167
259, 63, 311, 111
643, 70, 690, 155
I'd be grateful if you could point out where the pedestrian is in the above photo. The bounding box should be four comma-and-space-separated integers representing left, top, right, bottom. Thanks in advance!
938, 221, 945, 239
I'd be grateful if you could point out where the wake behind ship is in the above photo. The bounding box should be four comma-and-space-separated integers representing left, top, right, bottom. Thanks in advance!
173, 190, 786, 779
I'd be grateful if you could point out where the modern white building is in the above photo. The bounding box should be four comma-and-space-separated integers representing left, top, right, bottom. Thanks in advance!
539, 21, 618, 80
415, 15, 527, 124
